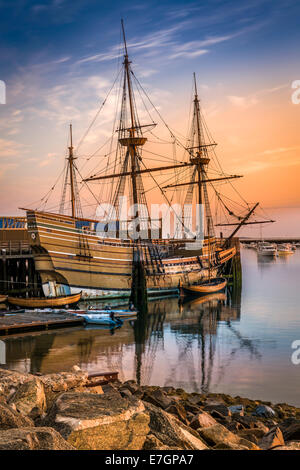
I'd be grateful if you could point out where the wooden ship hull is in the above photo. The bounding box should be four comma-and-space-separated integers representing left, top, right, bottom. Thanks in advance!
25, 209, 236, 300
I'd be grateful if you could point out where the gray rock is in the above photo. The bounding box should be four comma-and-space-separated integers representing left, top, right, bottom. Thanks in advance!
122, 380, 140, 394
253, 405, 276, 418
143, 389, 173, 410
229, 405, 244, 416
204, 403, 231, 417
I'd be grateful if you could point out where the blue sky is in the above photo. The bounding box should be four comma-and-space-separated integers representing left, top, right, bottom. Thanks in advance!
0, 0, 300, 223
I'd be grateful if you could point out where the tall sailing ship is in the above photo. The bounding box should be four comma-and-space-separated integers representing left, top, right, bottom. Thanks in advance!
14, 22, 271, 300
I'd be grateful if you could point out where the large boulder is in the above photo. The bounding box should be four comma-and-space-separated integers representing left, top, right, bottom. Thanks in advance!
0, 368, 33, 399
253, 405, 276, 418
198, 423, 260, 450
279, 419, 300, 441
143, 389, 173, 410
165, 403, 187, 424
0, 427, 75, 450
39, 370, 89, 393
44, 390, 149, 450
0, 403, 33, 429
203, 403, 231, 418
143, 433, 172, 450
258, 426, 285, 450
9, 377, 46, 419
189, 411, 217, 430
144, 402, 209, 450
237, 428, 266, 445
39, 370, 89, 409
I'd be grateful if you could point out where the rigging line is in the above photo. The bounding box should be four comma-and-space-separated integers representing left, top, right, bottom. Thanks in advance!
74, 162, 100, 206
148, 130, 174, 144
33, 164, 66, 211
192, 103, 249, 208
131, 71, 189, 155
75, 65, 123, 155
131, 72, 156, 125
139, 159, 193, 236
142, 165, 193, 195
214, 190, 250, 210
83, 142, 124, 178
142, 148, 181, 163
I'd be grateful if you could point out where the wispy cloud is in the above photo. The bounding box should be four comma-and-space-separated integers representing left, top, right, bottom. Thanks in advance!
0, 137, 24, 158
238, 146, 300, 173
76, 19, 262, 65
228, 83, 289, 108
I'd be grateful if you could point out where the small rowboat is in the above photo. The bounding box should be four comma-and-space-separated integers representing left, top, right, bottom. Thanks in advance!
88, 308, 138, 317
0, 295, 7, 303
7, 292, 82, 309
181, 277, 227, 296
68, 309, 137, 319
79, 314, 123, 327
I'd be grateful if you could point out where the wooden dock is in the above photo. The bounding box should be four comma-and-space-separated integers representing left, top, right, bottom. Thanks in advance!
0, 312, 84, 336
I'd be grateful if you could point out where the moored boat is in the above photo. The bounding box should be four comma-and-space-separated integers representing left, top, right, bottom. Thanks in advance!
0, 295, 7, 303
181, 277, 227, 296
277, 244, 294, 255
257, 242, 277, 257
69, 308, 137, 319
7, 292, 82, 309
78, 314, 123, 327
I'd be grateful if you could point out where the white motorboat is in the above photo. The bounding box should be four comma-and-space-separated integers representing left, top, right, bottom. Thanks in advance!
257, 242, 277, 257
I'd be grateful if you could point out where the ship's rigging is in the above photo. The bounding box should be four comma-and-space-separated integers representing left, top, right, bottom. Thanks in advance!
30, 20, 274, 241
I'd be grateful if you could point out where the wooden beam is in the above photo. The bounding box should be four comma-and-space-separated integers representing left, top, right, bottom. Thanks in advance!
216, 220, 275, 226
84, 162, 194, 182
163, 175, 242, 189
227, 202, 259, 240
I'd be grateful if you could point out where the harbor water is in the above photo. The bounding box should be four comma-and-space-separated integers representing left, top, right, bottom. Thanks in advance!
1, 247, 300, 406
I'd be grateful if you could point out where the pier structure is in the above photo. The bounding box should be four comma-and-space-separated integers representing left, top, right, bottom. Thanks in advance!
0, 217, 42, 297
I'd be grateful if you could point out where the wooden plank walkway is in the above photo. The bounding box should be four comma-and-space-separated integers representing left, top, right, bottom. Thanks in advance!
0, 312, 84, 336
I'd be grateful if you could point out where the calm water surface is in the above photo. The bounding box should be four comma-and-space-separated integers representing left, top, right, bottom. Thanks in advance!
2, 247, 300, 406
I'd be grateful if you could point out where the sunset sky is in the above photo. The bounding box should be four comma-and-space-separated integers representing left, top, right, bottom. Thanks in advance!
0, 0, 299, 236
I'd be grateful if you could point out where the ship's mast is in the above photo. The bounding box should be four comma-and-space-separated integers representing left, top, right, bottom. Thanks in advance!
193, 73, 204, 208
121, 20, 139, 211
68, 124, 76, 218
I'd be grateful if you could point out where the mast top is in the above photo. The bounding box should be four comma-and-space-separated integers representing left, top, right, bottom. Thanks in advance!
193, 72, 199, 101
121, 19, 130, 63
68, 123, 74, 155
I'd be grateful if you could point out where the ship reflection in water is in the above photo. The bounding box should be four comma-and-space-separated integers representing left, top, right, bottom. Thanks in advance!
2, 248, 300, 406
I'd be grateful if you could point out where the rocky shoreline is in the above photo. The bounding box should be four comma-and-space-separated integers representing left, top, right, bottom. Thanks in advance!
0, 366, 300, 450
